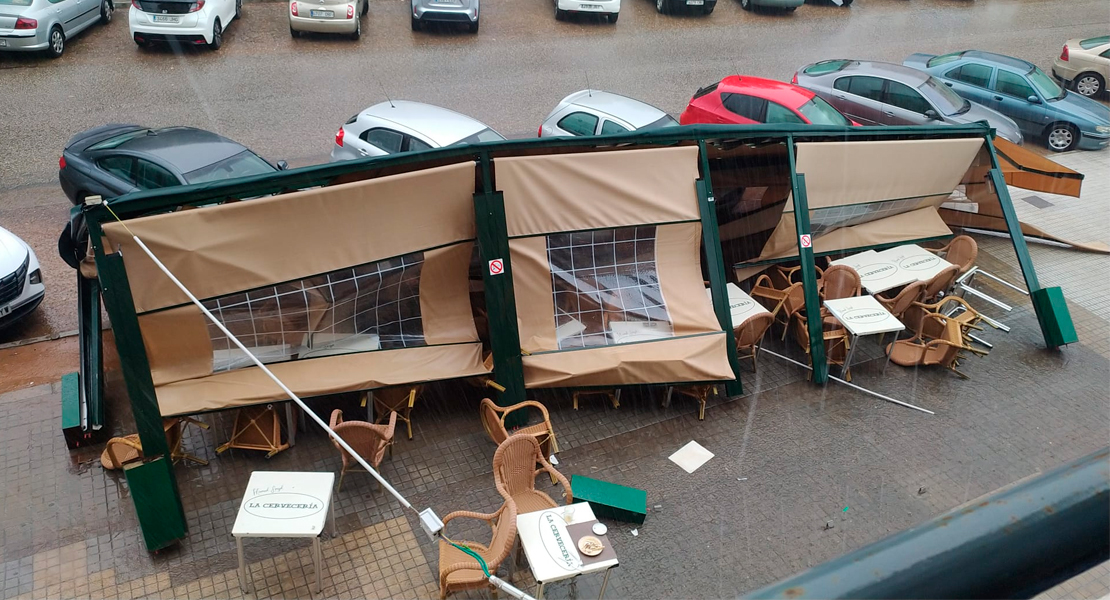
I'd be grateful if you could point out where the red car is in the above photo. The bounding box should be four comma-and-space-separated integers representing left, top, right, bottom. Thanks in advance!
679, 75, 857, 126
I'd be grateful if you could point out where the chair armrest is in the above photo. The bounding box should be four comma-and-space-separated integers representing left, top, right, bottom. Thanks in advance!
329, 409, 343, 428
502, 400, 552, 426
440, 558, 488, 589
534, 466, 573, 503
442, 507, 502, 528
380, 411, 397, 440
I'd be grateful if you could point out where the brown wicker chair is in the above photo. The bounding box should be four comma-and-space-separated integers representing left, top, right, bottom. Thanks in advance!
906, 296, 990, 344
493, 434, 572, 514
735, 312, 774, 372
371, 385, 423, 440
929, 235, 978, 275
767, 264, 823, 290
886, 314, 988, 379
100, 417, 210, 470
437, 499, 518, 600
479, 398, 558, 458
329, 409, 396, 491
792, 313, 852, 381
820, 265, 861, 301
668, 385, 718, 421
922, 265, 960, 303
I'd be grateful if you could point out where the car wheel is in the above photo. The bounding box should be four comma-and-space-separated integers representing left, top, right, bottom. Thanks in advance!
410, 15, 420, 30
1045, 123, 1078, 152
740, 0, 751, 10
235, 0, 242, 18
1074, 72, 1104, 98
702, 3, 714, 13
45, 26, 64, 58
290, 25, 300, 37
100, 0, 113, 25
468, 18, 478, 32
841, 0, 852, 5
361, 0, 367, 15
208, 18, 222, 50
608, 11, 617, 22
555, 2, 566, 20
350, 16, 360, 39
655, 0, 668, 13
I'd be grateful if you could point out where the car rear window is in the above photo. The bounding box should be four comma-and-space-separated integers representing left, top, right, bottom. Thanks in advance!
691, 83, 719, 100
803, 60, 852, 75
87, 129, 151, 151
1079, 35, 1110, 49
183, 151, 275, 184
454, 128, 506, 146
796, 97, 851, 126
641, 114, 680, 130
926, 52, 964, 68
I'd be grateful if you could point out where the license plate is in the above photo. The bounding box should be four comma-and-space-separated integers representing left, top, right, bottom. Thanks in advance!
0, 40, 7, 47
152, 14, 180, 22
309, 9, 333, 16
580, 3, 601, 7
0, 304, 10, 318
686, 0, 704, 5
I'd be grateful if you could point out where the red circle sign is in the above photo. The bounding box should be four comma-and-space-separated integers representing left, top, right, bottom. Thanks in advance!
800, 234, 812, 248
489, 259, 504, 275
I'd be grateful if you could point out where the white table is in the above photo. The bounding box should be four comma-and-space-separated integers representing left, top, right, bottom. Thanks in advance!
232, 471, 336, 594
823, 295, 905, 378
874, 244, 955, 282
831, 251, 918, 295
517, 502, 619, 599
608, 320, 673, 344
706, 283, 771, 327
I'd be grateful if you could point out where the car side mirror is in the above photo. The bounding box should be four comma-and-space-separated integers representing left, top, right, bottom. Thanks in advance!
924, 109, 941, 120
1026, 95, 1041, 104
276, 160, 289, 170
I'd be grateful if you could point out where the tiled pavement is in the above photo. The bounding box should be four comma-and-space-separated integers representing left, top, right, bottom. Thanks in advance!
2, 158, 1109, 599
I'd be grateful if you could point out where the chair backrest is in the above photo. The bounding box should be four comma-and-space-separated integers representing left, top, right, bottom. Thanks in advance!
885, 281, 928, 318
821, 265, 861, 300
781, 283, 806, 316
330, 409, 393, 460
479, 398, 508, 445
767, 266, 794, 290
493, 434, 544, 499
924, 265, 959, 300
735, 312, 774, 348
925, 318, 965, 367
485, 499, 518, 566
945, 235, 978, 274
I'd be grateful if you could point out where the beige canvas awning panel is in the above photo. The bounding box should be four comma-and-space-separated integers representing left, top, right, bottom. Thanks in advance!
496, 146, 702, 237
103, 161, 478, 314
993, 137, 1083, 198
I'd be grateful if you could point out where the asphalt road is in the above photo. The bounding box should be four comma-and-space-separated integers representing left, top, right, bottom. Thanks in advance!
0, 0, 1107, 344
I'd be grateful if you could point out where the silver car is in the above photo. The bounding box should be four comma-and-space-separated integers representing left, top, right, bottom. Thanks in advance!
0, 0, 112, 58
540, 90, 679, 137
794, 59, 1024, 145
330, 100, 504, 162
411, 0, 478, 33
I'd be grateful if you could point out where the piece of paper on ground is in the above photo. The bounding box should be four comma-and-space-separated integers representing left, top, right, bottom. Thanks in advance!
668, 440, 714, 474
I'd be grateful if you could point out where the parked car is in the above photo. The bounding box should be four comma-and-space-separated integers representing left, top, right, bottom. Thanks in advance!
289, 0, 366, 39
738, 0, 803, 12
906, 50, 1110, 152
331, 101, 505, 161
0, 0, 112, 58
0, 226, 44, 329
411, 0, 478, 33
1053, 35, 1110, 98
679, 75, 855, 127
654, 0, 713, 15
794, 59, 1023, 144
539, 90, 678, 137
59, 124, 284, 205
555, 0, 619, 22
129, 0, 240, 50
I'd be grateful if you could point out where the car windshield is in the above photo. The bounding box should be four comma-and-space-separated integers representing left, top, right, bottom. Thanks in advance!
0, 0, 33, 5
641, 114, 680, 130
920, 76, 970, 115
87, 129, 151, 151
797, 96, 851, 126
1028, 66, 1066, 100
1079, 35, 1110, 50
927, 52, 964, 68
803, 60, 852, 75
183, 150, 275, 184
452, 128, 506, 146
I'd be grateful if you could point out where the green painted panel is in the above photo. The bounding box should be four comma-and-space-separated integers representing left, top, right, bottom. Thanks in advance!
61, 372, 82, 449
1031, 287, 1078, 348
571, 475, 647, 524
124, 457, 187, 551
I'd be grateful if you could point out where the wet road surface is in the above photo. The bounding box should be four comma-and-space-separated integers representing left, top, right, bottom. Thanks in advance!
1, 0, 1107, 344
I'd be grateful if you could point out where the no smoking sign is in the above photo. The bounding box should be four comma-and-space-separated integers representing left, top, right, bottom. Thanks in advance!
488, 258, 505, 276
799, 234, 812, 249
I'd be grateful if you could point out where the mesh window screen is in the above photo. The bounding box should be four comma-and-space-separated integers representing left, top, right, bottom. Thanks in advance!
547, 226, 672, 350
808, 198, 924, 236
204, 252, 425, 372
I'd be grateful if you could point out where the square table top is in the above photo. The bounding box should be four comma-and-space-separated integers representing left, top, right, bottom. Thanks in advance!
608, 320, 674, 344
874, 244, 955, 282
706, 283, 771, 327
823, 295, 905, 337
517, 502, 619, 584
832, 248, 919, 295
232, 471, 334, 538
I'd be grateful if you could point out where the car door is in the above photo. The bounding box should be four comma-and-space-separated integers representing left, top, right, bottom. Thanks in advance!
940, 62, 995, 106
880, 80, 933, 126
598, 119, 631, 135
47, 0, 83, 35
92, 155, 141, 196
765, 101, 805, 125
556, 111, 600, 136
355, 127, 405, 157
830, 75, 885, 125
989, 69, 1047, 136
720, 93, 766, 124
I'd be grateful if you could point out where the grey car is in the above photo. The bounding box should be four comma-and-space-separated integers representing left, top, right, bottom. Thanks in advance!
331, 101, 504, 162
794, 59, 1024, 145
540, 90, 679, 137
411, 0, 478, 33
0, 0, 112, 58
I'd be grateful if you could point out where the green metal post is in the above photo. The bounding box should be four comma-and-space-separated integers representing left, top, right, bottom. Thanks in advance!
473, 154, 527, 408
79, 274, 104, 432
786, 139, 827, 383
696, 141, 742, 396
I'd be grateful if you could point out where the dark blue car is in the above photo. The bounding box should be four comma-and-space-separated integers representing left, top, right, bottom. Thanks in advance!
905, 50, 1110, 152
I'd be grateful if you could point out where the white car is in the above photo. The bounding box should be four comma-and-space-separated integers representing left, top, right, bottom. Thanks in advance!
330, 101, 505, 162
0, 226, 44, 329
540, 90, 679, 137
555, 0, 618, 22
129, 0, 240, 50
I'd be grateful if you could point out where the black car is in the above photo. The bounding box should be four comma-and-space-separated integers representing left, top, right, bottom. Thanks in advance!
58, 124, 286, 205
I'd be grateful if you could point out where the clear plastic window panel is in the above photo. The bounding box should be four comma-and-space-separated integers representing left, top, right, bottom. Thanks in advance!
547, 226, 672, 350
203, 252, 425, 372
808, 197, 925, 237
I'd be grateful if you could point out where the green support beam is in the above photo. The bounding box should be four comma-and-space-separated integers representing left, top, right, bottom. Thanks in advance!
787, 139, 827, 383
473, 154, 527, 408
697, 141, 742, 396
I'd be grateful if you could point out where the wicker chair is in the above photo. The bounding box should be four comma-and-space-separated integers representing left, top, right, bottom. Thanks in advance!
820, 265, 861, 301
735, 312, 774, 372
100, 417, 210, 470
329, 409, 396, 491
437, 498, 517, 600
668, 385, 718, 421
371, 385, 423, 440
906, 296, 991, 345
886, 313, 988, 379
922, 265, 960, 303
930, 235, 978, 275
479, 398, 558, 458
493, 434, 572, 514
767, 264, 823, 290
792, 313, 852, 381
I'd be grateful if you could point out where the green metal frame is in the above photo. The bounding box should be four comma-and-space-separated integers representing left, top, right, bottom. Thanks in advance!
786, 141, 828, 383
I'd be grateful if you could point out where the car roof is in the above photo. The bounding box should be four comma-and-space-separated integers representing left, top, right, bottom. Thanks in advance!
834, 60, 932, 85
959, 50, 1035, 72
360, 101, 494, 146
561, 90, 668, 127
716, 75, 814, 107
99, 127, 249, 174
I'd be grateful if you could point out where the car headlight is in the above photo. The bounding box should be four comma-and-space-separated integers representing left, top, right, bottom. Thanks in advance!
1096, 125, 1110, 134
29, 269, 42, 285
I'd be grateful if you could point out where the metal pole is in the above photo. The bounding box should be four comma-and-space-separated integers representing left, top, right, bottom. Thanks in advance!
488, 576, 537, 600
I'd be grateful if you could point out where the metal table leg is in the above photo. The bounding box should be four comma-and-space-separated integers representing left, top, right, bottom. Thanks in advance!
598, 567, 613, 600
841, 334, 859, 378
285, 403, 297, 447
663, 386, 674, 408
882, 330, 899, 374
536, 581, 545, 599
236, 537, 249, 593
313, 536, 323, 593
